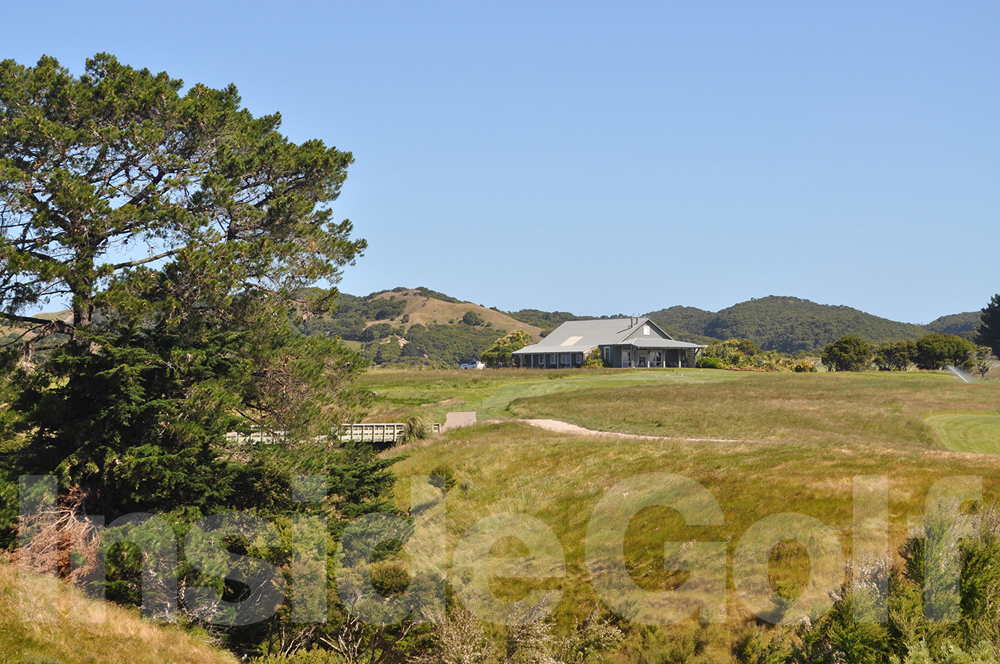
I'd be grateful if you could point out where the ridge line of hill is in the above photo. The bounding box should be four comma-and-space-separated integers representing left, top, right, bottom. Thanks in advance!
8, 289, 983, 363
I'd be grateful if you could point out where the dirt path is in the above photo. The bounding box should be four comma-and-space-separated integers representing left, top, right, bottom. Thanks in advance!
516, 418, 746, 443
442, 411, 478, 432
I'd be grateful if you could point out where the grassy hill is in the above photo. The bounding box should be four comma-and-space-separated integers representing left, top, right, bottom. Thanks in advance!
0, 309, 73, 344
369, 289, 543, 337
296, 288, 543, 367
1, 558, 237, 664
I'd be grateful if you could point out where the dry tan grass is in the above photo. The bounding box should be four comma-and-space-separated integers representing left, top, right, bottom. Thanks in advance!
0, 559, 237, 664
369, 290, 544, 340
383, 371, 1000, 640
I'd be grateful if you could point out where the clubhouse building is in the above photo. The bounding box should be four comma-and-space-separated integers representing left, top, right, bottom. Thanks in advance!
512, 317, 705, 369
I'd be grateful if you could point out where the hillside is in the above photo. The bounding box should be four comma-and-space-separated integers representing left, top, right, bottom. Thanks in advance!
369, 288, 543, 337
646, 296, 975, 353
296, 287, 543, 367
1, 559, 237, 664
925, 311, 981, 337
0, 309, 73, 343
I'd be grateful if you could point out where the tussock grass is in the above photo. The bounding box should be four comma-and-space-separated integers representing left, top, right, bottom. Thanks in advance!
389, 421, 1000, 629
375, 369, 1000, 655
0, 559, 237, 664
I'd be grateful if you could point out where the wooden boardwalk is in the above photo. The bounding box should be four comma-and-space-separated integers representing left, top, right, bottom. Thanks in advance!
227, 421, 444, 446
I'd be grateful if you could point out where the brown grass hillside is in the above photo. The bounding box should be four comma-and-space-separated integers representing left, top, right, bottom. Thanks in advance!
0, 558, 237, 664
370, 290, 543, 341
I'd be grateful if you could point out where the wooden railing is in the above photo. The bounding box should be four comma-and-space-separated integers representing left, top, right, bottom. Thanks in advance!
227, 422, 442, 446
339, 422, 442, 443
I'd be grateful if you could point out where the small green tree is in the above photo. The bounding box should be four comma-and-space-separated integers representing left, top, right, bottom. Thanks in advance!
462, 311, 485, 326
480, 330, 532, 368
582, 348, 606, 368
821, 336, 872, 372
874, 340, 918, 371
969, 346, 997, 379
915, 334, 977, 370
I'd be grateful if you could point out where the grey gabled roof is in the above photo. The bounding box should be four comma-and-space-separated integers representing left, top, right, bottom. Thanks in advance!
513, 317, 702, 355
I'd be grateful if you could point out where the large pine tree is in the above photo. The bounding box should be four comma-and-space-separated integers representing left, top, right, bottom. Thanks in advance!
0, 54, 400, 657
977, 294, 1000, 355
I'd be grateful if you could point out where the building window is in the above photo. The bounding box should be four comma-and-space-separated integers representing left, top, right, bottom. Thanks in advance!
603, 346, 611, 361
549, 354, 556, 365
643, 325, 650, 335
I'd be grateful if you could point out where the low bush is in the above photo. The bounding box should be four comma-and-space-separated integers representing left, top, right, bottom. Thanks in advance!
822, 336, 872, 372
583, 348, 608, 368
916, 333, 977, 370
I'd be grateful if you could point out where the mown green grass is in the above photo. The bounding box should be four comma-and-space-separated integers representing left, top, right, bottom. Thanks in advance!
927, 413, 1000, 454
507, 370, 1000, 448
357, 368, 742, 423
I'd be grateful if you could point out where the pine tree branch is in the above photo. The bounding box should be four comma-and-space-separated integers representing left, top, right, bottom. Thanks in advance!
109, 249, 179, 270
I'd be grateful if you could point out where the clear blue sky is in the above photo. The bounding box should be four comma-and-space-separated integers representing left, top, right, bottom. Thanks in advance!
6, 1, 998, 323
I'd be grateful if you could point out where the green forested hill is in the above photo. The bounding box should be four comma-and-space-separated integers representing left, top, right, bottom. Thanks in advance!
504, 309, 588, 335
702, 296, 931, 353
926, 311, 981, 337
646, 296, 979, 353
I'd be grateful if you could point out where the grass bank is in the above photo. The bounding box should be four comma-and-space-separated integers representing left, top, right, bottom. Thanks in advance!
369, 369, 1000, 657
0, 559, 237, 664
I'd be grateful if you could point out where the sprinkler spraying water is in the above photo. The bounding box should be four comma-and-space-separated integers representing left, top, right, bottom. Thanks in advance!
944, 365, 974, 383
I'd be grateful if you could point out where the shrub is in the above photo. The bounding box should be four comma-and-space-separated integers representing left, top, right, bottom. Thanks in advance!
462, 311, 485, 326
915, 334, 976, 370
582, 348, 607, 368
702, 338, 761, 367
822, 336, 872, 372
480, 330, 533, 368
403, 415, 430, 441
698, 356, 726, 369
428, 465, 458, 493
875, 340, 918, 371
793, 361, 817, 372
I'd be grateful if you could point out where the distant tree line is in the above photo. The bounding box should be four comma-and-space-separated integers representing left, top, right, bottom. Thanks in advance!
296, 293, 408, 341
363, 323, 507, 368
822, 333, 995, 375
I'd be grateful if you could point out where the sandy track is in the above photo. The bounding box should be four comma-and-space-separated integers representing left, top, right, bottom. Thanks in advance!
515, 418, 746, 443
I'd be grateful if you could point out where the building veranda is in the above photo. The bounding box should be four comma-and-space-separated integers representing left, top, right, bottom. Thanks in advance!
512, 317, 705, 369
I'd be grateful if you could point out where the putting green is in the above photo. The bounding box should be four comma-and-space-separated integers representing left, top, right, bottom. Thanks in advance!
926, 413, 1000, 454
